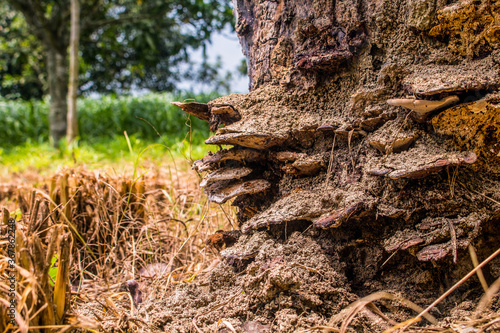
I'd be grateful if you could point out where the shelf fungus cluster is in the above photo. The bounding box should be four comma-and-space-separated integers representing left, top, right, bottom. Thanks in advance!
173, 75, 498, 263
171, 102, 241, 132
383, 213, 487, 263
152, 0, 500, 329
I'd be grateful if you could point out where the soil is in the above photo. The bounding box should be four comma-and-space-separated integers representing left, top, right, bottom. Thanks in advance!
76, 222, 500, 332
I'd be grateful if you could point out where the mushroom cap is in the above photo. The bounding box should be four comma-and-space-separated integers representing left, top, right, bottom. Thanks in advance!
205, 179, 271, 204
200, 166, 253, 187
171, 102, 210, 121
205, 132, 288, 149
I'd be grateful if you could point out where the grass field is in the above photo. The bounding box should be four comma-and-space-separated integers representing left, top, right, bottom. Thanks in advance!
0, 92, 235, 330
0, 131, 234, 331
0, 92, 216, 180
0, 133, 211, 181
0, 92, 215, 147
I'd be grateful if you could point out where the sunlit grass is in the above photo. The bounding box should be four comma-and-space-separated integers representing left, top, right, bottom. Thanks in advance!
0, 92, 217, 182
0, 135, 212, 180
0, 138, 236, 331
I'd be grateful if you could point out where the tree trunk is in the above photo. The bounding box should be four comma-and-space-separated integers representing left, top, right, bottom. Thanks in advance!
67, 0, 80, 142
6, 0, 71, 145
169, 0, 500, 330
46, 47, 68, 146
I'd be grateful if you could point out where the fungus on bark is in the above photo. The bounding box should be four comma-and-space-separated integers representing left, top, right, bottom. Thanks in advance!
205, 179, 271, 204
200, 167, 253, 187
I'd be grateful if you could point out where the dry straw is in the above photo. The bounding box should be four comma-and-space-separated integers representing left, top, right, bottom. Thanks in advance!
0, 158, 235, 332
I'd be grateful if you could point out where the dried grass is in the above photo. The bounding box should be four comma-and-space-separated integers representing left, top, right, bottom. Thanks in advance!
0, 159, 235, 332
317, 247, 500, 333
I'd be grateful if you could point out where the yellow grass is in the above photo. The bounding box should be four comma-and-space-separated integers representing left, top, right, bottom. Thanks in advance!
0, 151, 236, 332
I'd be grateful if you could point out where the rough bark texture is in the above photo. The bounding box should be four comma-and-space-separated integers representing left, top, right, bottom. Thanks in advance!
163, 0, 500, 331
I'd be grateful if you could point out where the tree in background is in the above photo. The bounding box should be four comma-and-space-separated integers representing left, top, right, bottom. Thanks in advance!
2, 0, 234, 145
67, 0, 80, 141
0, 5, 45, 101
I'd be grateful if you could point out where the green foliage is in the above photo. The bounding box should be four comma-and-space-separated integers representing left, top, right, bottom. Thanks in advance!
0, 92, 214, 147
0, 4, 45, 100
78, 0, 235, 94
1, 0, 235, 98
0, 98, 50, 145
48, 254, 59, 286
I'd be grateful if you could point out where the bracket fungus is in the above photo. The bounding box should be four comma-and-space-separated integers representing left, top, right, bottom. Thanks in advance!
241, 190, 330, 233
313, 202, 365, 229
334, 128, 367, 139
205, 132, 288, 149
387, 95, 459, 116
211, 105, 242, 124
416, 243, 452, 262
209, 105, 242, 131
199, 166, 253, 187
281, 154, 326, 176
376, 204, 408, 220
172, 101, 242, 132
192, 147, 266, 172
368, 135, 418, 154
316, 123, 336, 132
384, 213, 485, 262
272, 151, 306, 163
205, 179, 271, 204
368, 151, 477, 180
359, 116, 384, 131
171, 102, 210, 121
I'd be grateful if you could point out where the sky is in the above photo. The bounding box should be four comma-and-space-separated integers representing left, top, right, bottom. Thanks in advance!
181, 27, 249, 94
210, 31, 249, 93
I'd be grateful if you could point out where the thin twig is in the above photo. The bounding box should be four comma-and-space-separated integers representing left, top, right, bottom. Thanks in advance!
468, 245, 489, 293
397, 247, 500, 332
447, 219, 458, 264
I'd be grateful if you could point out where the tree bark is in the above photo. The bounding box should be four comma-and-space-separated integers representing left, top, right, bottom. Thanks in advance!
204, 0, 500, 236
172, 1, 500, 329
46, 47, 68, 146
67, 0, 80, 142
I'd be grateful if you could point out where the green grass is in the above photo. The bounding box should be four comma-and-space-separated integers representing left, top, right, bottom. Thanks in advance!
0, 92, 216, 146
0, 92, 219, 177
0, 133, 212, 178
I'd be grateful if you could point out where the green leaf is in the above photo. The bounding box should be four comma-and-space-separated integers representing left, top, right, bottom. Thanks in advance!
48, 254, 59, 286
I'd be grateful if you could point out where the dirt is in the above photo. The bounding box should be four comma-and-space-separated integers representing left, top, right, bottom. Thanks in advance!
76, 221, 499, 332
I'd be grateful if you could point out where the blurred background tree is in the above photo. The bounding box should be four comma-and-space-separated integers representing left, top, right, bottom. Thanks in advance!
0, 4, 45, 100
1, 0, 234, 145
